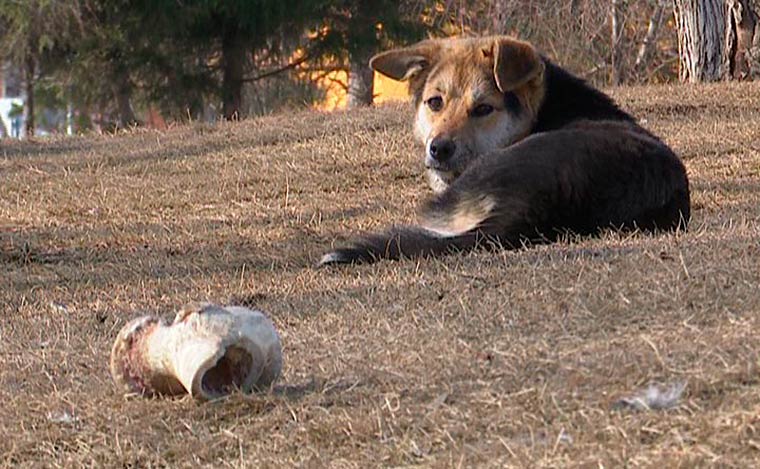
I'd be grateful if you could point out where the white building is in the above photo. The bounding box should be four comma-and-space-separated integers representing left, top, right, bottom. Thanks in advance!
0, 63, 25, 138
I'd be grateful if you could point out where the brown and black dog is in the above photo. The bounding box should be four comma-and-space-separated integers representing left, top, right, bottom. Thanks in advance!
320, 36, 690, 265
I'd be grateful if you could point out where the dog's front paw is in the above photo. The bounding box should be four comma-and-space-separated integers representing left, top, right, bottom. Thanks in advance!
317, 247, 371, 267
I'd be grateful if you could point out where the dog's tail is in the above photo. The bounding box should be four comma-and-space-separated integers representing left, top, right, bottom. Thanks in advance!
319, 190, 512, 265
318, 225, 487, 266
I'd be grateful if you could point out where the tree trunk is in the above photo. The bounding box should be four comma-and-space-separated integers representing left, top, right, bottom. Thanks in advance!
112, 66, 138, 128
347, 50, 374, 108
221, 27, 246, 120
635, 1, 667, 74
0, 115, 8, 138
723, 0, 760, 79
66, 100, 73, 135
24, 54, 35, 137
611, 0, 626, 85
673, 0, 726, 82
346, 0, 378, 108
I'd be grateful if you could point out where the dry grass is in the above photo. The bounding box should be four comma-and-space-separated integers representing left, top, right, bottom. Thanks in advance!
2, 82, 760, 467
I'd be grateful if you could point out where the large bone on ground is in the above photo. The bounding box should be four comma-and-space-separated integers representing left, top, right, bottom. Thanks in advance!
110, 303, 282, 401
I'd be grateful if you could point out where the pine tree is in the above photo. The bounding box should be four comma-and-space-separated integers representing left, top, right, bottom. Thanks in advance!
0, 0, 81, 136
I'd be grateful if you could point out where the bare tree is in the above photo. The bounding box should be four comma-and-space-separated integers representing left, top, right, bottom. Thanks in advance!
611, 0, 626, 84
673, 0, 759, 82
672, 0, 726, 82
635, 1, 668, 73
723, 0, 760, 79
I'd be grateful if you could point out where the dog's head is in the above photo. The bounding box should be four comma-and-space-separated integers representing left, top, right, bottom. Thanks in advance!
371, 36, 545, 193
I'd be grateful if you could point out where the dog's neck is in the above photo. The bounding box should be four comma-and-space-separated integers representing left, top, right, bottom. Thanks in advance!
532, 60, 635, 133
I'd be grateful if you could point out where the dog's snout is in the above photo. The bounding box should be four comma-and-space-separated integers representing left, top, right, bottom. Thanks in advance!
429, 137, 456, 162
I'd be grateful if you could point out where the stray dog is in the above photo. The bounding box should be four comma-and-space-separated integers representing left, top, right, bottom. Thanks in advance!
320, 36, 690, 265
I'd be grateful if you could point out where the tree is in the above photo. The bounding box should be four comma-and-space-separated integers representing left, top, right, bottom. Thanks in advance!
28, 0, 369, 124
611, 0, 626, 84
635, 1, 668, 75
673, 0, 760, 82
344, 1, 377, 108
69, 0, 144, 128
723, 0, 760, 79
139, 0, 320, 120
317, 0, 426, 108
0, 0, 81, 136
673, 0, 725, 82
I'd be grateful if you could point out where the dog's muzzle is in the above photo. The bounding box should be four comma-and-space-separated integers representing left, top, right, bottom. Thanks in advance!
426, 168, 456, 193
425, 136, 457, 172
425, 155, 450, 171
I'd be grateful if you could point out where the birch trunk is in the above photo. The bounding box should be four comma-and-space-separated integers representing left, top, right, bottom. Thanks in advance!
673, 0, 726, 82
611, 0, 626, 84
635, 1, 667, 72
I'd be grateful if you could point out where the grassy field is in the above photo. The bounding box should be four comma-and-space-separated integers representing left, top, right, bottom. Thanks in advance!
2, 82, 760, 467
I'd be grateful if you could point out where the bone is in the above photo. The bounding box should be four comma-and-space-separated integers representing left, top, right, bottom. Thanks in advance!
110, 303, 282, 401
613, 381, 687, 411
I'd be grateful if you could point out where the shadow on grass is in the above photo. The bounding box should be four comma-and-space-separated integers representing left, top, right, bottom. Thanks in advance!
272, 376, 363, 401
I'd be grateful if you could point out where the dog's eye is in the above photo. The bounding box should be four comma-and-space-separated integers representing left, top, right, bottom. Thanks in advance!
426, 96, 443, 112
471, 103, 494, 117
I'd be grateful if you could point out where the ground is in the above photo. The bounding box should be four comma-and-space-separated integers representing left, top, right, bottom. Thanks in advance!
1, 83, 760, 467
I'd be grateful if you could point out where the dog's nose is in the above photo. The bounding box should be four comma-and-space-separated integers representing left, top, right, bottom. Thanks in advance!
429, 136, 456, 162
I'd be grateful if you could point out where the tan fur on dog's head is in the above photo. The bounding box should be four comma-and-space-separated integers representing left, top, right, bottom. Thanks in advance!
371, 36, 545, 193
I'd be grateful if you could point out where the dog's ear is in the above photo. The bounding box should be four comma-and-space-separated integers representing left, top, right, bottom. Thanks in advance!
370, 41, 439, 81
489, 37, 544, 92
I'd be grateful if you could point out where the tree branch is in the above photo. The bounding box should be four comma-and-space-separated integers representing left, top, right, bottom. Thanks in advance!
241, 53, 311, 83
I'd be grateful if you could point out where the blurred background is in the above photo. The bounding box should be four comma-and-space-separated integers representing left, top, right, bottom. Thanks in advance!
0, 0, 757, 137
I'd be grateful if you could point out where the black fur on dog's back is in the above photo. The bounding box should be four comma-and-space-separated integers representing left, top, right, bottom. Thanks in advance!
319, 58, 690, 266
534, 61, 635, 131
455, 121, 690, 236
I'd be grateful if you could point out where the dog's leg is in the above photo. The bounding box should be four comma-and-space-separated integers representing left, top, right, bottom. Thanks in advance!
318, 226, 485, 266
318, 183, 515, 266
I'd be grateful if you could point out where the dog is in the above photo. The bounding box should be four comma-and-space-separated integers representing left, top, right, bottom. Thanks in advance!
319, 36, 690, 265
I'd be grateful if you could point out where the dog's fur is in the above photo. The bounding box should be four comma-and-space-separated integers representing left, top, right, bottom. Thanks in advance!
320, 36, 690, 265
